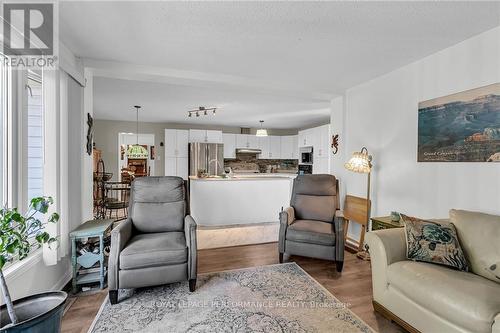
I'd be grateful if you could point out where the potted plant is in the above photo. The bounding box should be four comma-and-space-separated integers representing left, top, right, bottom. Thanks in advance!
0, 197, 67, 332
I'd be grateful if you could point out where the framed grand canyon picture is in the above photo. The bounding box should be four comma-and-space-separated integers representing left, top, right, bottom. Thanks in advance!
418, 83, 500, 162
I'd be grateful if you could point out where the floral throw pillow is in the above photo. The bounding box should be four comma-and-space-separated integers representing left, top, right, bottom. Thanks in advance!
401, 214, 469, 271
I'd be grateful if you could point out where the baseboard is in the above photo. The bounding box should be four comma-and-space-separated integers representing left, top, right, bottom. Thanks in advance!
372, 300, 421, 333
52, 267, 73, 292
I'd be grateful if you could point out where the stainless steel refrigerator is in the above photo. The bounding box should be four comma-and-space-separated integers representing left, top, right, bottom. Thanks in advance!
189, 143, 224, 176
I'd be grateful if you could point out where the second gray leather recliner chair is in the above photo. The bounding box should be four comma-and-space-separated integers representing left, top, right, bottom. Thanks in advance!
279, 174, 345, 272
108, 177, 197, 304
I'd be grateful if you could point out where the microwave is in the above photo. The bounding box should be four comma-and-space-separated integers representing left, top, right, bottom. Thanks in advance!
300, 147, 313, 164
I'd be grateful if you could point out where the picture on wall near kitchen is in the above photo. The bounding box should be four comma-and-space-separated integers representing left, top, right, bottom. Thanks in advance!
418, 82, 500, 162
150, 146, 156, 160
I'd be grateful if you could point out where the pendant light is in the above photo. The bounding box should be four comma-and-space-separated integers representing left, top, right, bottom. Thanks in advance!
256, 120, 268, 137
127, 105, 149, 159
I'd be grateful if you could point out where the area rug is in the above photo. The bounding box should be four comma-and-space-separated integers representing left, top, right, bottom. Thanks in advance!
89, 263, 375, 332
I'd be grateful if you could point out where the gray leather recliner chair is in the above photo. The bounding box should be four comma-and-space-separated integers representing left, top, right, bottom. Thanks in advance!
278, 174, 345, 272
108, 177, 197, 304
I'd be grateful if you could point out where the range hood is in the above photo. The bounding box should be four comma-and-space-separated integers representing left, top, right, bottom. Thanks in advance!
236, 148, 262, 154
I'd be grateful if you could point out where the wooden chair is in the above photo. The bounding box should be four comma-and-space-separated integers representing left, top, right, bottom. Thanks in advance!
343, 195, 371, 252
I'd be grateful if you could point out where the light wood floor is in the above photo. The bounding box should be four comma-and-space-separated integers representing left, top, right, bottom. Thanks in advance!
62, 242, 404, 333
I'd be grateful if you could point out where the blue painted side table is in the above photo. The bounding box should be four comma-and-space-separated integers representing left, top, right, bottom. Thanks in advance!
70, 219, 114, 293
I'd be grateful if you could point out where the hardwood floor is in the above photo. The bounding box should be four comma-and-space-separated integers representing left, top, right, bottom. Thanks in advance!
62, 242, 404, 333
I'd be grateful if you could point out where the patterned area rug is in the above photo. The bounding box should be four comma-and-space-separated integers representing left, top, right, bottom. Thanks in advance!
89, 263, 375, 332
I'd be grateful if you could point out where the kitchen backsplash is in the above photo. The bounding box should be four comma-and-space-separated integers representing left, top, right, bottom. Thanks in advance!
224, 154, 298, 173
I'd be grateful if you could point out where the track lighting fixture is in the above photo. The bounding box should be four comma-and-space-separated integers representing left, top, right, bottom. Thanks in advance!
187, 106, 217, 118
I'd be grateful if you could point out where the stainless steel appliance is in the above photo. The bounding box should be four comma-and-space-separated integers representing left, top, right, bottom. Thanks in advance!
300, 147, 313, 164
298, 164, 313, 175
189, 143, 224, 176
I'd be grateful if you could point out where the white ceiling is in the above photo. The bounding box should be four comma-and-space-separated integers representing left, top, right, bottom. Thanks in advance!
93, 77, 330, 129
60, 1, 500, 127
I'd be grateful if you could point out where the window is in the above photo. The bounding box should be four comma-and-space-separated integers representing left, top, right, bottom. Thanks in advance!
26, 72, 44, 203
0, 54, 10, 206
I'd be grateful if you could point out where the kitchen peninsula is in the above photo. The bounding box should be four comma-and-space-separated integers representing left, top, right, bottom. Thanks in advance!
190, 174, 296, 249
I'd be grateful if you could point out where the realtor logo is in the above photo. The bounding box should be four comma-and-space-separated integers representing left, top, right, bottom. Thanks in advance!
1, 2, 58, 69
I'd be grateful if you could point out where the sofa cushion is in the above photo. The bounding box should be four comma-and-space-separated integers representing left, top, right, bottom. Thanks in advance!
291, 175, 337, 222
130, 177, 186, 233
286, 220, 335, 246
401, 214, 468, 271
450, 209, 500, 284
387, 261, 500, 333
120, 232, 187, 270
131, 201, 185, 233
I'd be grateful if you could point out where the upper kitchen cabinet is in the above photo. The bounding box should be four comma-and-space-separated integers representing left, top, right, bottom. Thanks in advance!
236, 134, 259, 149
258, 136, 269, 159
314, 124, 331, 158
280, 135, 297, 159
298, 128, 316, 148
298, 124, 330, 157
223, 133, 236, 159
164, 129, 189, 158
189, 129, 223, 143
206, 130, 223, 143
258, 136, 280, 159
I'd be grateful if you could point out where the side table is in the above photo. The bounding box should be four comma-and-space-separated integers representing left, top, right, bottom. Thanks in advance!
358, 216, 404, 261
371, 216, 404, 231
70, 219, 114, 293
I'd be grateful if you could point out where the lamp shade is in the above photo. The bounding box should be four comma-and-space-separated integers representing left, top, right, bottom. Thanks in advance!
127, 144, 149, 159
345, 148, 372, 173
256, 128, 268, 137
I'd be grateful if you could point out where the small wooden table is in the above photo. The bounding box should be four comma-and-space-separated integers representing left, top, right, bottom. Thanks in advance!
70, 219, 114, 293
371, 216, 404, 231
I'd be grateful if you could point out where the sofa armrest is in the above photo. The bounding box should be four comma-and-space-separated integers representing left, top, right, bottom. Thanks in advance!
108, 218, 133, 290
334, 213, 345, 262
365, 228, 407, 301
278, 207, 295, 253
185, 215, 197, 280
493, 313, 500, 333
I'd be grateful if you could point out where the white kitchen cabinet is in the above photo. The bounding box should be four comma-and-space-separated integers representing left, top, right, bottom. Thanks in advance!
236, 134, 259, 149
257, 136, 280, 159
189, 129, 223, 143
280, 136, 295, 159
165, 157, 177, 176
165, 129, 189, 158
177, 157, 189, 180
164, 130, 177, 158
165, 129, 189, 179
292, 135, 299, 159
206, 130, 223, 143
223, 133, 236, 159
269, 136, 281, 159
315, 125, 330, 158
247, 135, 259, 148
165, 157, 189, 180
258, 136, 270, 159
188, 129, 206, 143
313, 157, 329, 175
298, 128, 316, 147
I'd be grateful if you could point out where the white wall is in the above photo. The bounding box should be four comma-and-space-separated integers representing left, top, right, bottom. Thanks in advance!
336, 26, 500, 240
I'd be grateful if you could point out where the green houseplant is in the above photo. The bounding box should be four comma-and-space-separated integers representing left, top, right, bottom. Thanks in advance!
0, 197, 67, 332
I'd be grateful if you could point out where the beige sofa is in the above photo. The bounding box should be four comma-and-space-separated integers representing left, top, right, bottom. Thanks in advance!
366, 209, 500, 333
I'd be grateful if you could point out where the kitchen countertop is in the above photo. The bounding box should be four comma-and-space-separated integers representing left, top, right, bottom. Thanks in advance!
189, 173, 297, 181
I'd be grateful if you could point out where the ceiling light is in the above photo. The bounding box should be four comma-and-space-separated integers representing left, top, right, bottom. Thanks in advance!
256, 120, 268, 137
127, 105, 149, 159
187, 106, 217, 118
